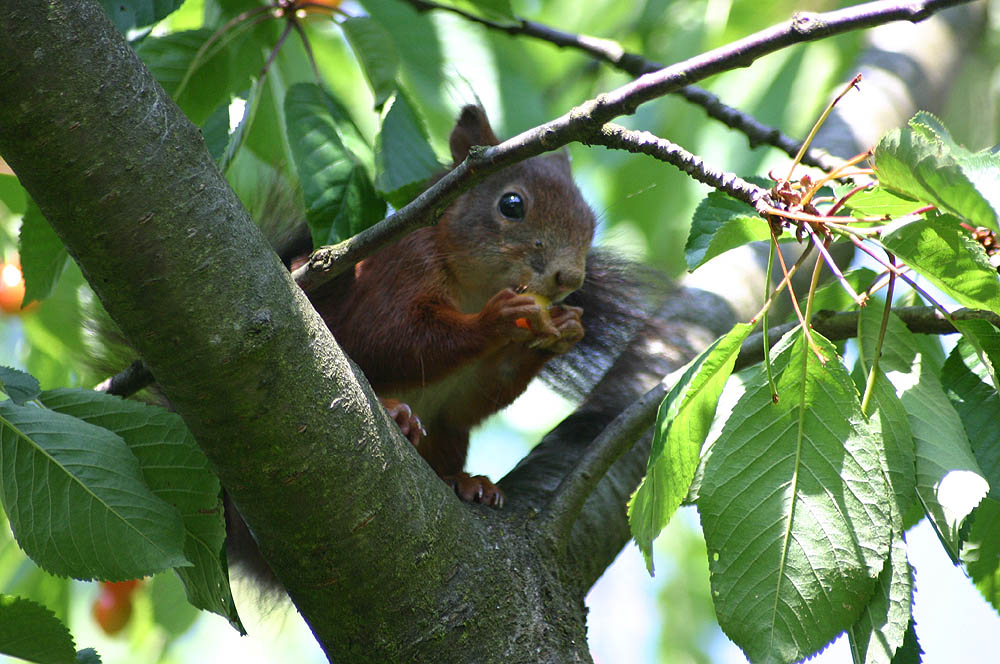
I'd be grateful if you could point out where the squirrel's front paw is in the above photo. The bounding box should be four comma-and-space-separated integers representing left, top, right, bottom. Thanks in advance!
443, 472, 505, 508
529, 305, 583, 354
481, 289, 558, 342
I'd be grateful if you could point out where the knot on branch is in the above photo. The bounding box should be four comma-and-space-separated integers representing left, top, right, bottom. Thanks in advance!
571, 96, 617, 133
790, 12, 827, 36
308, 245, 336, 273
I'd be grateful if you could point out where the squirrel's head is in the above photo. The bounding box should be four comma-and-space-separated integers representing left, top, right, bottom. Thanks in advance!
440, 106, 595, 313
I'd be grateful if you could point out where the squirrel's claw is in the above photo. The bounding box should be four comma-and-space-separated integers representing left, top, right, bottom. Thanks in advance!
381, 398, 426, 446
444, 472, 505, 508
528, 304, 584, 353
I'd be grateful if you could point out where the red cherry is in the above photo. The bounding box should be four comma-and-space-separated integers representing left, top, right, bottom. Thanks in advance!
0, 260, 33, 315
92, 590, 133, 635
102, 579, 142, 598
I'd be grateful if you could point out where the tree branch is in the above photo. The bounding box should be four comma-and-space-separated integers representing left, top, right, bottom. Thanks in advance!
295, 0, 971, 291
93, 359, 154, 396
589, 123, 770, 210
736, 306, 1000, 370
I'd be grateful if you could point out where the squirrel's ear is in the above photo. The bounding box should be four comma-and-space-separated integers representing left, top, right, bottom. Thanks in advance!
543, 148, 573, 176
450, 105, 500, 165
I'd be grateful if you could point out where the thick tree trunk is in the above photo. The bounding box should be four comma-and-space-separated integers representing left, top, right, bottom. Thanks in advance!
0, 2, 606, 661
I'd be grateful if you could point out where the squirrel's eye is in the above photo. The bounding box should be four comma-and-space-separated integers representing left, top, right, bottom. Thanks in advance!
497, 192, 525, 220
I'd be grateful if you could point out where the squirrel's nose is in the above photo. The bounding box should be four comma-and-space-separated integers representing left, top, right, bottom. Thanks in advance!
554, 266, 585, 294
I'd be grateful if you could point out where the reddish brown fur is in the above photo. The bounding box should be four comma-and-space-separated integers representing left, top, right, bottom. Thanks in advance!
305, 106, 595, 504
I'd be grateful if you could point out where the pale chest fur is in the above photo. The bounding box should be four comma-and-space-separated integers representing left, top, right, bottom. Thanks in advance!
388, 344, 529, 430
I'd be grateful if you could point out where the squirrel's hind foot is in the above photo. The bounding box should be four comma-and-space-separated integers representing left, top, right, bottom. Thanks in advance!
381, 398, 426, 446
444, 472, 505, 508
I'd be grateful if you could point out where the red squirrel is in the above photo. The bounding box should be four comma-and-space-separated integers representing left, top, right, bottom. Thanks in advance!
300, 106, 596, 506
97, 105, 645, 583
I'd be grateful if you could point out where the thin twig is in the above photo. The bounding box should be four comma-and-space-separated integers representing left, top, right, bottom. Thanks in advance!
769, 223, 812, 348
763, 243, 779, 399
750, 244, 817, 324
588, 123, 771, 210
175, 6, 272, 99
843, 231, 952, 316
262, 19, 296, 78
801, 228, 830, 362
784, 73, 862, 182
808, 228, 864, 306
402, 0, 843, 171
290, 18, 323, 86
860, 254, 897, 416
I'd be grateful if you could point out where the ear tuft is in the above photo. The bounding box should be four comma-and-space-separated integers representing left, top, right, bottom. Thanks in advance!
449, 105, 500, 165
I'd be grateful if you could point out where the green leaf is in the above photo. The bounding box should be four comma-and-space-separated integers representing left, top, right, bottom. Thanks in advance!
358, 0, 488, 144
0, 367, 41, 405
941, 335, 1000, 502
219, 80, 263, 175
699, 330, 891, 664
685, 191, 773, 271
908, 112, 1000, 220
848, 368, 914, 664
873, 127, 997, 231
285, 83, 386, 246
0, 175, 27, 216
99, 0, 185, 33
907, 111, 957, 149
19, 200, 68, 306
0, 594, 76, 664
629, 322, 752, 574
75, 648, 101, 664
860, 365, 917, 525
961, 497, 1000, 613
0, 400, 189, 580
952, 151, 1000, 225
858, 307, 988, 560
200, 102, 230, 165
847, 534, 912, 664
842, 186, 923, 219
375, 91, 443, 208
341, 17, 399, 109
890, 618, 923, 664
949, 318, 1000, 393
37, 389, 242, 633
879, 215, 1000, 315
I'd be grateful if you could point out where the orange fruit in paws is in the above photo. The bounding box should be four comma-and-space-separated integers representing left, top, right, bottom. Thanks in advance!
514, 292, 551, 330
